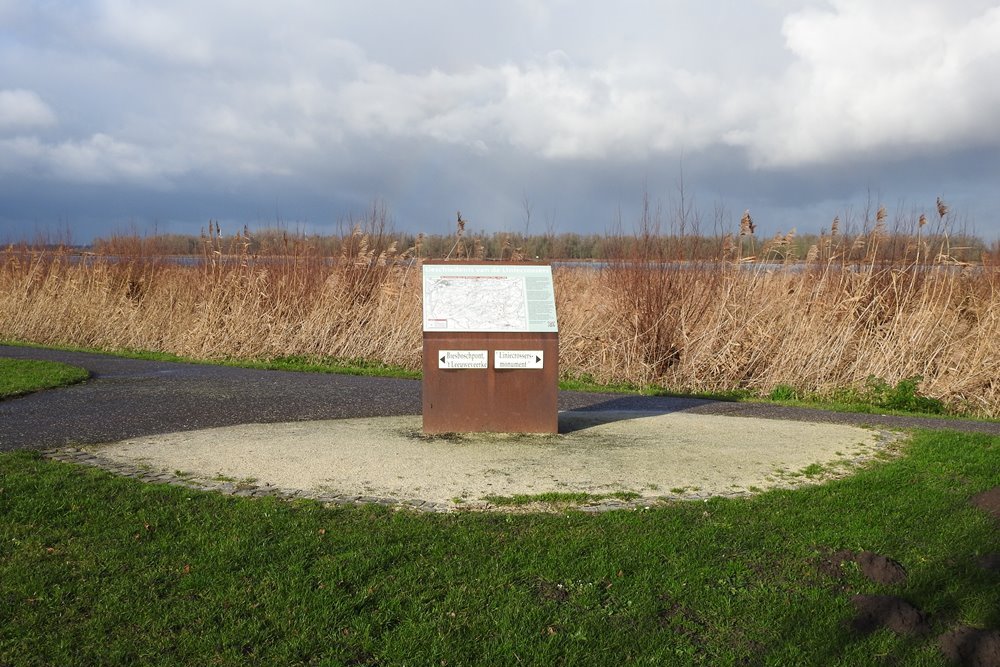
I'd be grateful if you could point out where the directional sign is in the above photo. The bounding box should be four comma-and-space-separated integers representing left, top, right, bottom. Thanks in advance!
494, 350, 544, 369
438, 350, 489, 369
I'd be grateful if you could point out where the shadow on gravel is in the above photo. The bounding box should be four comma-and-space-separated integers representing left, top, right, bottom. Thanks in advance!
558, 396, 713, 433
558, 409, 676, 434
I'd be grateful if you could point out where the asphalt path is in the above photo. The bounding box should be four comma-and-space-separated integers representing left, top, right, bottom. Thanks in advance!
2, 345, 998, 452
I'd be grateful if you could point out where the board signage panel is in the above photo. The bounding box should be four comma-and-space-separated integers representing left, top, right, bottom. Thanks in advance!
438, 350, 488, 369
422, 261, 559, 434
423, 264, 558, 333
494, 350, 544, 369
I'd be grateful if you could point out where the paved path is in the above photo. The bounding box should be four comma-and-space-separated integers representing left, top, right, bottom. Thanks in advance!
2, 345, 998, 452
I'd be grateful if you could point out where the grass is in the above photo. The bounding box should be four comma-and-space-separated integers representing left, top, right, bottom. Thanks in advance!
1, 339, 421, 381
0, 357, 89, 400
1, 430, 997, 665
561, 371, 968, 420
558, 373, 753, 401
482, 491, 642, 507
762, 397, 964, 421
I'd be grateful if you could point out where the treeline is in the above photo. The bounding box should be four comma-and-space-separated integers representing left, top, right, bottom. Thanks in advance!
90, 228, 616, 261
80, 198, 999, 265
88, 226, 997, 265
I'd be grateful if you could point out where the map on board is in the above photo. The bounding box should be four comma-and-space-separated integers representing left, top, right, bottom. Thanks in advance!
422, 264, 558, 333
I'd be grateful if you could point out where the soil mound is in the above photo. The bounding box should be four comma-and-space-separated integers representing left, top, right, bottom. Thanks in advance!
978, 554, 1000, 573
939, 626, 1000, 667
813, 548, 908, 585
971, 487, 1000, 520
851, 595, 929, 636
855, 551, 908, 585
814, 548, 855, 581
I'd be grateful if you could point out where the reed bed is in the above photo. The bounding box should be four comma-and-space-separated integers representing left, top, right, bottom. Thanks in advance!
2, 215, 998, 417
559, 263, 999, 416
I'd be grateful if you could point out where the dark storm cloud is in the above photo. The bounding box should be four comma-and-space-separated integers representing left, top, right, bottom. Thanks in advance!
1, 1, 998, 243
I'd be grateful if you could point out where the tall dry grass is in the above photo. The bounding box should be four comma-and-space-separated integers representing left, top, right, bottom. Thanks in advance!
558, 263, 999, 414
2, 203, 998, 416
0, 208, 423, 368
560, 202, 1000, 416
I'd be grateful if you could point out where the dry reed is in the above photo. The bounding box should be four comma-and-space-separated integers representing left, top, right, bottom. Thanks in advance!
2, 208, 998, 417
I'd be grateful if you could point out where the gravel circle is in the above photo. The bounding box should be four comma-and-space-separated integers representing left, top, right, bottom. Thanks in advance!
47, 411, 900, 512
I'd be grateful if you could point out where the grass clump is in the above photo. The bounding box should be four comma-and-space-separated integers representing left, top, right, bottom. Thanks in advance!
855, 375, 947, 414
764, 376, 952, 418
0, 358, 89, 400
0, 430, 997, 665
482, 491, 641, 507
768, 384, 801, 402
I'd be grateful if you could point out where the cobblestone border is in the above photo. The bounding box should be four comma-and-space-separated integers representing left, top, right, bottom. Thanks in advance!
41, 429, 903, 514
40, 447, 662, 513
41, 447, 457, 513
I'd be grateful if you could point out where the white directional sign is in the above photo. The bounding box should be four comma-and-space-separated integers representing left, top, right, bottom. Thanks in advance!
494, 350, 544, 369
438, 350, 489, 369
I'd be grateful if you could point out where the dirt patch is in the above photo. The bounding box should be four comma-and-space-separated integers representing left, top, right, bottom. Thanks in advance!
820, 548, 999, 664
978, 554, 1000, 573
850, 595, 929, 636
855, 551, 908, 585
813, 548, 856, 582
535, 580, 570, 604
656, 596, 705, 639
813, 548, 907, 585
971, 487, 1000, 520
939, 626, 1000, 667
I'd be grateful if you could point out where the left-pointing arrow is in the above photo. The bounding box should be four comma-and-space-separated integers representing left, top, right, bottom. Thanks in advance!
440, 355, 446, 364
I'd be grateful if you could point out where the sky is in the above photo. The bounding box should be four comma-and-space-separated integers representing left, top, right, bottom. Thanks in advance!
2, 0, 1000, 244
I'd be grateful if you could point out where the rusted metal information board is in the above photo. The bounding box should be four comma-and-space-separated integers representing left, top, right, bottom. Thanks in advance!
422, 261, 559, 434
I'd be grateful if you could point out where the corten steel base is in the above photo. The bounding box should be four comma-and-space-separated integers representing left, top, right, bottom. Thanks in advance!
422, 332, 559, 434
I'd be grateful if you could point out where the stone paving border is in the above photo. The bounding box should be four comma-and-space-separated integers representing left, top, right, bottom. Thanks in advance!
40, 428, 904, 514
42, 447, 455, 513
41, 446, 666, 513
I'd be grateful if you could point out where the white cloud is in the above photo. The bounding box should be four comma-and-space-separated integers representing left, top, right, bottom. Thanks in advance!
0, 90, 57, 129
739, 0, 1000, 166
0, 133, 182, 187
8, 1, 999, 177
331, 54, 739, 160
95, 0, 215, 66
3, 1, 1000, 239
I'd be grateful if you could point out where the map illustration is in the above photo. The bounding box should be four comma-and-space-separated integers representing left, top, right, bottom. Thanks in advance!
422, 264, 558, 333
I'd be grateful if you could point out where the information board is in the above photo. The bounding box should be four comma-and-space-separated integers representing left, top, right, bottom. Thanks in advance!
422, 264, 558, 333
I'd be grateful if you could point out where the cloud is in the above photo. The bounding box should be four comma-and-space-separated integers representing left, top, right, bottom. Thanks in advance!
0, 89, 57, 129
0, 134, 182, 187
738, 0, 1000, 166
2, 1, 999, 240
94, 0, 216, 67
332, 53, 740, 160
8, 2, 1000, 171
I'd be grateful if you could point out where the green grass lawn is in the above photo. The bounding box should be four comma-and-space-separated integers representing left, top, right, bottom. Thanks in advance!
1, 431, 997, 666
0, 357, 89, 400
